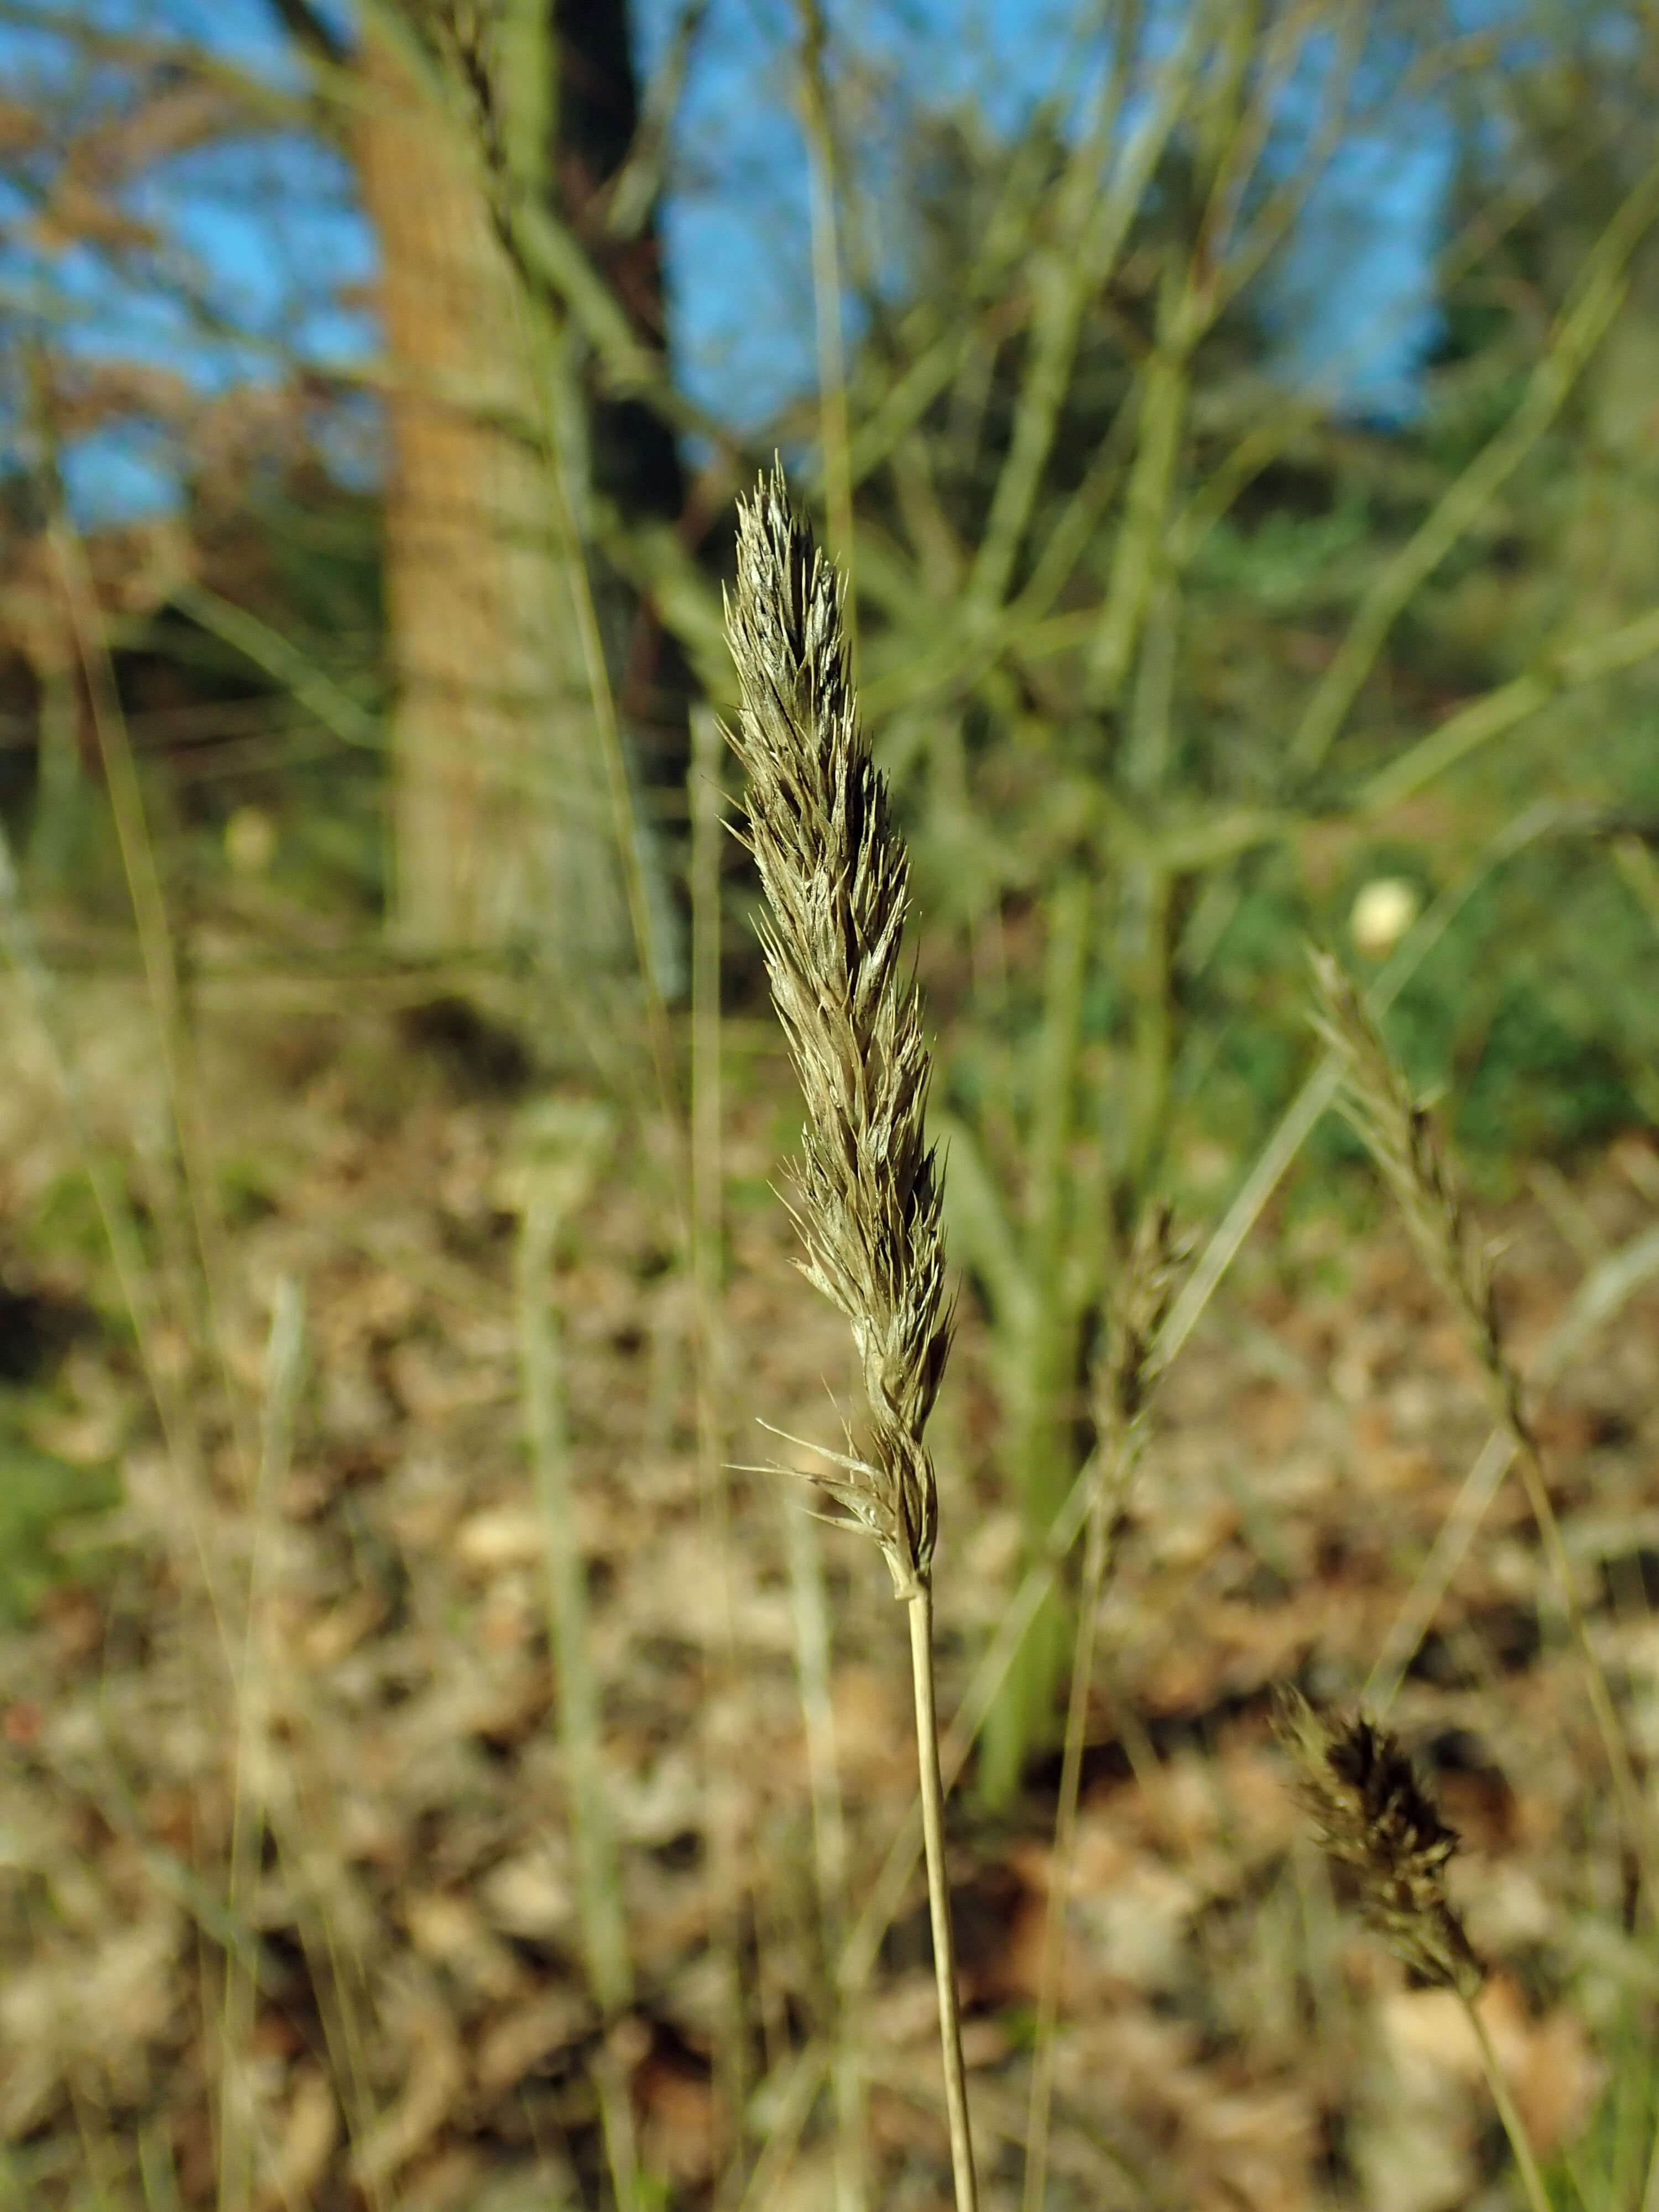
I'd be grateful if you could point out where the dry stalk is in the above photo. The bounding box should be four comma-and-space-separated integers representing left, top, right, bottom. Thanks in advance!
792, 0, 857, 626
1275, 1692, 1553, 2212
1309, 950, 1659, 1907
1022, 1204, 1186, 2212
689, 702, 739, 2069
220, 1277, 306, 2212
724, 465, 975, 2212
509, 1103, 633, 2020
688, 701, 748, 2174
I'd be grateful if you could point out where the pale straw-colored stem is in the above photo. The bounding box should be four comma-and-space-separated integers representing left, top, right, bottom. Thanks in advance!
794, 0, 857, 633
1366, 1219, 1659, 1712
1503, 1410, 1659, 1907
1641, 2075, 1659, 2212
690, 702, 747, 2162
739, 1433, 1117, 2212
219, 1279, 305, 2212
1459, 1992, 1554, 2212
1021, 1493, 1107, 2212
595, 2032, 645, 2212
907, 1582, 979, 2212
517, 1198, 632, 2017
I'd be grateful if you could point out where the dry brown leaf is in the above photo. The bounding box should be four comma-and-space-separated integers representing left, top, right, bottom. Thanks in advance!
258, 2065, 338, 2211
474, 1989, 593, 2096
348, 1976, 465, 2192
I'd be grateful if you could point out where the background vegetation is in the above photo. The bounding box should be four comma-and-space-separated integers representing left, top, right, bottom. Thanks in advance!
3, 2, 1659, 2208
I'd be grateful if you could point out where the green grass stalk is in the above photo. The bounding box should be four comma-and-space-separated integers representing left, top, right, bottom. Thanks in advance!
978, 878, 1091, 1808
49, 516, 255, 1482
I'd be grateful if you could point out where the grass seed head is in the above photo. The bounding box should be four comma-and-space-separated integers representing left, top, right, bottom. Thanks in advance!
1097, 1202, 1190, 1439
723, 463, 950, 1599
1275, 1687, 1485, 1997
1308, 950, 1499, 1370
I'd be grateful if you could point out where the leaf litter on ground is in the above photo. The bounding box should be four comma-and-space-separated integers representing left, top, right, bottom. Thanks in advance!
0, 972, 1656, 2209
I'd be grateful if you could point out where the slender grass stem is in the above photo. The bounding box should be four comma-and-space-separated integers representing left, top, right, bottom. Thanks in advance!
1020, 1493, 1102, 2212
1640, 2081, 1659, 2212
690, 702, 747, 2173
738, 1430, 1130, 2212
1366, 1220, 1659, 1710
49, 518, 259, 1488
0, 817, 229, 1640
980, 879, 1091, 1809
908, 1583, 979, 2212
218, 1278, 305, 2212
517, 1186, 632, 2017
1459, 1994, 1555, 2212
794, 0, 856, 638
596, 2035, 645, 2212
1505, 1421, 1658, 1906
784, 1495, 864, 2212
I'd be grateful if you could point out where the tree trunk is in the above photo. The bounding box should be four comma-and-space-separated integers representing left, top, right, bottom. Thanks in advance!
355, 24, 629, 968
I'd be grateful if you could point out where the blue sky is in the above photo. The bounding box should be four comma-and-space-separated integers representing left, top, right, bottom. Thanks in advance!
2, 0, 1461, 517
643, 0, 1456, 427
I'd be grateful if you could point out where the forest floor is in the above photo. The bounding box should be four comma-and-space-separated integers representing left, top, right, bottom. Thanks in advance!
3, 953, 1659, 2212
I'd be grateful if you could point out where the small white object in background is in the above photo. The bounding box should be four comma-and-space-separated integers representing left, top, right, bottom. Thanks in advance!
224, 805, 277, 875
1350, 875, 1418, 956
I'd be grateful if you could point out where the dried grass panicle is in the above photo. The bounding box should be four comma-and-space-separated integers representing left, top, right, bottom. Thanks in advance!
1308, 950, 1501, 1378
1095, 1202, 1188, 1454
1310, 956, 1659, 1914
724, 463, 951, 1599
1275, 1688, 1485, 1998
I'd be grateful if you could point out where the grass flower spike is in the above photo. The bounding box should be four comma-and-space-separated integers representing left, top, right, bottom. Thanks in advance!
1276, 1690, 1556, 2212
725, 463, 977, 2212
1275, 1689, 1483, 1997
724, 462, 950, 1603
